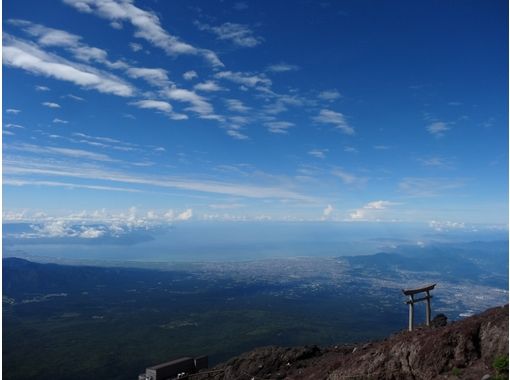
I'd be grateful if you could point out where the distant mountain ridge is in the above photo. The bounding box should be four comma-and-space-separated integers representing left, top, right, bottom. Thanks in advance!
2, 257, 189, 296
341, 242, 508, 289
195, 305, 509, 380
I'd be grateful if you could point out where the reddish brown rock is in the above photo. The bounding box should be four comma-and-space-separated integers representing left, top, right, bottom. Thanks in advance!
196, 305, 508, 380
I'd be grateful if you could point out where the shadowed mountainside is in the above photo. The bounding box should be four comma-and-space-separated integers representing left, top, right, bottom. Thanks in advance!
197, 305, 509, 380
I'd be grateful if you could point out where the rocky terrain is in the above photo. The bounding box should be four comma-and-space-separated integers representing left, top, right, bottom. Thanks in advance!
197, 305, 509, 380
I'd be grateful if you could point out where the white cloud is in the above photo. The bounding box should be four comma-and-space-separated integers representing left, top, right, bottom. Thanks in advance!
131, 99, 187, 120
9, 19, 81, 46
429, 220, 465, 232
7, 143, 117, 162
110, 20, 123, 29
3, 210, 28, 221
195, 21, 263, 47
4, 179, 141, 193
322, 204, 333, 219
6, 108, 21, 114
344, 146, 358, 153
33, 220, 71, 237
215, 71, 271, 88
79, 227, 106, 238
176, 208, 193, 221
225, 99, 250, 113
53, 118, 69, 124
418, 156, 452, 168
131, 99, 171, 112
313, 109, 354, 135
349, 200, 398, 220
63, 0, 223, 67
183, 70, 198, 81
318, 89, 341, 101
308, 149, 328, 159
398, 177, 464, 197
427, 121, 450, 136
67, 94, 85, 101
163, 87, 215, 117
265, 121, 294, 134
42, 102, 61, 108
194, 81, 224, 92
364, 201, 395, 209
127, 67, 170, 87
4, 35, 135, 97
35, 85, 50, 91
4, 159, 315, 201
5, 123, 24, 129
9, 20, 128, 69
226, 129, 249, 140
3, 207, 195, 239
130, 42, 143, 52
70, 45, 108, 62
331, 168, 368, 185
209, 203, 244, 209
266, 63, 299, 73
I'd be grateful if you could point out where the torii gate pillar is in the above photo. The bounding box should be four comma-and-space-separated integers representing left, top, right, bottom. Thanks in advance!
402, 284, 436, 331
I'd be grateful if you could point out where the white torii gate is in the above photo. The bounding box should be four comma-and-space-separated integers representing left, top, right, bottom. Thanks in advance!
402, 283, 436, 331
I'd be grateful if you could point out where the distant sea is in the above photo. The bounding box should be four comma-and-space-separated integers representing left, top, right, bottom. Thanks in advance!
3, 221, 508, 263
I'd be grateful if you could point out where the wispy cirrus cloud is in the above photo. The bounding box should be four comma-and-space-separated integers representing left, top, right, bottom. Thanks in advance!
4, 179, 142, 193
226, 129, 249, 140
131, 99, 172, 113
426, 121, 451, 136
313, 109, 354, 135
126, 67, 171, 87
318, 89, 341, 101
9, 19, 128, 69
130, 99, 188, 120
42, 102, 61, 108
129, 42, 142, 52
195, 21, 263, 47
332, 168, 367, 186
63, 0, 223, 67
7, 143, 117, 162
266, 63, 299, 73
225, 99, 250, 113
265, 121, 294, 134
7, 19, 221, 123
398, 177, 465, 197
5, 123, 25, 129
66, 94, 85, 101
215, 71, 271, 88
162, 87, 217, 119
183, 70, 198, 81
308, 149, 328, 159
194, 81, 225, 92
4, 34, 135, 97
9, 18, 81, 46
4, 159, 315, 201
418, 156, 453, 168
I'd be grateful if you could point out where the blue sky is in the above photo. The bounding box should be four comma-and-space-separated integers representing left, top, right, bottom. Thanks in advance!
2, 0, 508, 241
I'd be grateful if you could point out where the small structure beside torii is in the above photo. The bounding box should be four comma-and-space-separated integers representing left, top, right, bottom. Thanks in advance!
402, 283, 436, 331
